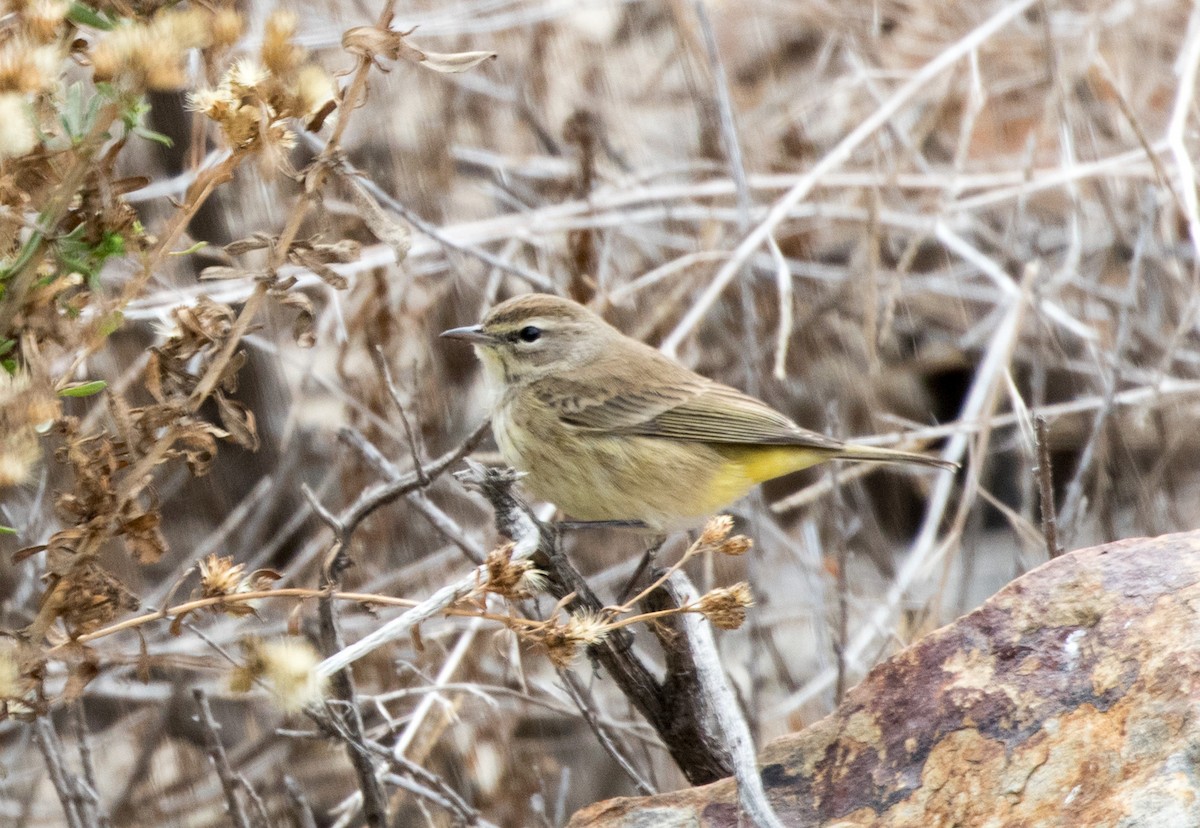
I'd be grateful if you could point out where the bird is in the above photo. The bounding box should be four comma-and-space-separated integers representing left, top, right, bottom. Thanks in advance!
441, 294, 954, 532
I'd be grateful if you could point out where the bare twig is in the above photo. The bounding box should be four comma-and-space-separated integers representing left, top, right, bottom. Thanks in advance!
192, 689, 253, 828
1034, 416, 1063, 559
283, 776, 319, 828
71, 702, 109, 827
557, 668, 656, 796
33, 717, 90, 828
660, 0, 1040, 357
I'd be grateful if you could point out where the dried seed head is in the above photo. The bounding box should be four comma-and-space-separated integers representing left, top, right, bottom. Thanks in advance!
227, 58, 269, 94
542, 611, 609, 667
695, 582, 754, 630
0, 426, 39, 487
24, 0, 70, 43
0, 370, 54, 485
698, 515, 735, 548
230, 637, 326, 713
483, 543, 545, 600
91, 8, 213, 91
261, 9, 303, 76
198, 553, 247, 599
211, 8, 244, 50
0, 40, 61, 94
0, 648, 21, 700
718, 534, 753, 557
294, 63, 336, 120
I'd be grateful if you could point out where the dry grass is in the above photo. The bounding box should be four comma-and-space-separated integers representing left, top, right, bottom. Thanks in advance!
3, 0, 1200, 824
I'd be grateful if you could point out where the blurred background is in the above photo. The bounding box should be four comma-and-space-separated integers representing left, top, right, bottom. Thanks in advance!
4, 0, 1200, 824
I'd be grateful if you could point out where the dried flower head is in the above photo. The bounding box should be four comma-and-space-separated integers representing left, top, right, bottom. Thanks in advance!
718, 534, 753, 557
694, 582, 754, 630
294, 63, 337, 120
0, 426, 39, 487
230, 637, 327, 713
0, 648, 21, 700
0, 643, 31, 715
698, 515, 735, 547
0, 39, 61, 94
482, 543, 545, 600
211, 8, 243, 51
193, 554, 279, 619
192, 16, 337, 155
24, 0, 70, 43
0, 370, 56, 486
91, 8, 213, 91
261, 10, 303, 76
542, 610, 609, 667
198, 553, 248, 599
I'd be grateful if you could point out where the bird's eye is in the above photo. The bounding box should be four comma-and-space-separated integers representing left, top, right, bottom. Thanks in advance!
518, 325, 542, 343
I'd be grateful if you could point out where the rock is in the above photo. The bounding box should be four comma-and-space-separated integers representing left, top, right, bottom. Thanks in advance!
569, 531, 1200, 828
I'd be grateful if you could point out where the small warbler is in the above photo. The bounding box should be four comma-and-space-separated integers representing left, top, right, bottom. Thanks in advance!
442, 294, 954, 531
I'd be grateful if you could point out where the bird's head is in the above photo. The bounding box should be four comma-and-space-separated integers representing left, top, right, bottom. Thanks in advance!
441, 294, 616, 389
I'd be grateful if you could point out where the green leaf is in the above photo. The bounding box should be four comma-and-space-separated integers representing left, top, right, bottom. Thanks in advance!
59, 380, 108, 397
1, 359, 17, 374
122, 96, 173, 147
171, 241, 208, 257
60, 81, 105, 144
0, 526, 15, 535
0, 340, 13, 358
67, 2, 117, 30
133, 125, 173, 147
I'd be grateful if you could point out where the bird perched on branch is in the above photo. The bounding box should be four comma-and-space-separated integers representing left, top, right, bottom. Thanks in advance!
442, 294, 954, 532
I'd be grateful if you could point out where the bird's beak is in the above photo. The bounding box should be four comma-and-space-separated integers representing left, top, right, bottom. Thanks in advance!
439, 324, 494, 344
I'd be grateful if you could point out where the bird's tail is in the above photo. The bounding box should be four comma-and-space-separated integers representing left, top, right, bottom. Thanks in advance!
833, 443, 958, 471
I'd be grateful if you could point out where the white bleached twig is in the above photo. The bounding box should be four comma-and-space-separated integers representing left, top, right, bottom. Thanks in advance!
658, 0, 1040, 358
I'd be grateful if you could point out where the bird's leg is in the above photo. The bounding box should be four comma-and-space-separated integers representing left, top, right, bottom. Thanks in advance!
617, 535, 668, 604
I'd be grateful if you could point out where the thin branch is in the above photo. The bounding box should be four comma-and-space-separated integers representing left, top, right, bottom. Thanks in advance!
192, 689, 253, 828
1034, 416, 1063, 559
558, 668, 656, 796
660, 0, 1040, 357
33, 717, 89, 828
283, 776, 319, 828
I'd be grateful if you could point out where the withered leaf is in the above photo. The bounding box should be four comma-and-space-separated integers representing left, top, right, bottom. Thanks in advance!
143, 351, 165, 404
60, 656, 100, 703
411, 48, 497, 74
214, 393, 260, 451
287, 602, 303, 636
111, 176, 151, 195
13, 545, 47, 563
200, 266, 261, 282
249, 568, 283, 589
173, 421, 222, 476
292, 250, 349, 290
278, 292, 315, 348
306, 99, 337, 133
318, 239, 362, 263
345, 177, 410, 262
217, 350, 247, 395
121, 511, 168, 564
224, 235, 273, 256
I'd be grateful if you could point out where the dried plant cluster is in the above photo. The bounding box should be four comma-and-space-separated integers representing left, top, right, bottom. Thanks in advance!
2, 0, 1200, 825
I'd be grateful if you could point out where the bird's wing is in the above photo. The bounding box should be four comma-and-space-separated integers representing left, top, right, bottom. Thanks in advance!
537, 376, 847, 450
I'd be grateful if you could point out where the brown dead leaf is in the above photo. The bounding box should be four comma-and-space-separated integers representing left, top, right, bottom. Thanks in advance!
214, 393, 260, 451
